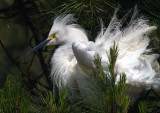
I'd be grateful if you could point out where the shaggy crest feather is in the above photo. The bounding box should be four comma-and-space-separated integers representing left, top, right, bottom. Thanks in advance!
49, 14, 87, 39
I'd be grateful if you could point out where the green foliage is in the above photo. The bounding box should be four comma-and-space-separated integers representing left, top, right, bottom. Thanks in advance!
141, 0, 160, 20
138, 101, 147, 113
44, 88, 79, 113
91, 42, 130, 113
0, 75, 79, 113
39, 0, 116, 39
0, 75, 31, 113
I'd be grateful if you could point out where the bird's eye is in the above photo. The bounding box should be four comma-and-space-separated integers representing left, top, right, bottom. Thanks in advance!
52, 33, 56, 37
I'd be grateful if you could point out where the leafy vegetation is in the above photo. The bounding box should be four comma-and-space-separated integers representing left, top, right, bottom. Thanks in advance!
90, 43, 130, 113
0, 75, 31, 113
0, 75, 79, 113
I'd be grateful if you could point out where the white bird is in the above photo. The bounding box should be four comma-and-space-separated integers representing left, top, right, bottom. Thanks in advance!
27, 12, 160, 104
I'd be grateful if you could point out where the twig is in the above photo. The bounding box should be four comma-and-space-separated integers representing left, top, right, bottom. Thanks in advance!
33, 72, 44, 80
32, 1, 50, 25
90, 0, 107, 14
27, 53, 35, 73
37, 81, 52, 91
0, 40, 23, 74
15, 0, 52, 86
0, 0, 53, 96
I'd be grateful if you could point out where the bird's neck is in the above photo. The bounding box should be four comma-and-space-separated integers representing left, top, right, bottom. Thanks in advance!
55, 44, 74, 62
50, 44, 76, 87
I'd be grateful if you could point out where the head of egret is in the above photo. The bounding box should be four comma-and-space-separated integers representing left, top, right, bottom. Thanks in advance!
27, 15, 88, 55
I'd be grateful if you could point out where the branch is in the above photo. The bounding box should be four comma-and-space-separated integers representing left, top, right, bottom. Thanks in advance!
33, 72, 44, 80
0, 40, 23, 74
27, 53, 35, 73
37, 81, 52, 91
90, 0, 107, 14
15, 0, 51, 84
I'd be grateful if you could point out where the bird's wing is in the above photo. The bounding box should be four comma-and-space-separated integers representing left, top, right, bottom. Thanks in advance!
72, 12, 160, 105
72, 41, 96, 75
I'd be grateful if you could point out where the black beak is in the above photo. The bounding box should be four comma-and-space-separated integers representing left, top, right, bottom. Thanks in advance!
26, 39, 51, 55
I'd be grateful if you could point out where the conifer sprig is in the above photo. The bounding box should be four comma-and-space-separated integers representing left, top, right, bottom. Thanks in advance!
92, 42, 130, 113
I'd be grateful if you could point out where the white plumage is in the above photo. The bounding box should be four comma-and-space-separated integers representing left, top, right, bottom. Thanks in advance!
27, 12, 160, 104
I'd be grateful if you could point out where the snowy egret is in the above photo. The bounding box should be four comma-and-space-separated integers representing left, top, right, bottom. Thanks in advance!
27, 13, 160, 104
